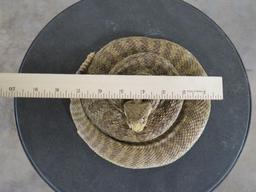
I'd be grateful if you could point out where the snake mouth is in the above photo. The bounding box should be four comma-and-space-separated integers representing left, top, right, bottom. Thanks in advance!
128, 122, 145, 133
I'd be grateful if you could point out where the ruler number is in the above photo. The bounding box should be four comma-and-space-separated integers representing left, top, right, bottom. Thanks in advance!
119, 89, 124, 94
76, 88, 81, 93
33, 87, 39, 92
98, 89, 103, 94
161, 90, 166, 94
55, 88, 60, 92
9, 87, 16, 91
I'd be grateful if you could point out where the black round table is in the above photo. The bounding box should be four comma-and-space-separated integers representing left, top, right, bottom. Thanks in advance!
15, 0, 251, 192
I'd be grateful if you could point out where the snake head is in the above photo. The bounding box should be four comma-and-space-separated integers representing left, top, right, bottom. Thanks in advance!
123, 100, 153, 133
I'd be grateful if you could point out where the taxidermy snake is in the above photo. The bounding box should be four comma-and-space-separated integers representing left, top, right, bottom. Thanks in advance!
70, 36, 211, 169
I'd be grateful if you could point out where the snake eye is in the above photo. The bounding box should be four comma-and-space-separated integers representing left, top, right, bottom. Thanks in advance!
127, 120, 132, 125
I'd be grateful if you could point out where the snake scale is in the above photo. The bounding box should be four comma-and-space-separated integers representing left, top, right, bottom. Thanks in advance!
70, 36, 211, 169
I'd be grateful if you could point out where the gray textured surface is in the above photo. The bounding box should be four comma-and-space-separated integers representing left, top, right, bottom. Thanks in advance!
0, 0, 255, 191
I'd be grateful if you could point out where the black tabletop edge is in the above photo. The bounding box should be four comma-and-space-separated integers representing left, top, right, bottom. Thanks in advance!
14, 0, 252, 192
14, 2, 82, 192
177, 0, 252, 191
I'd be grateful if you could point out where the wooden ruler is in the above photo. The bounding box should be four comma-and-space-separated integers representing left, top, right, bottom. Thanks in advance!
0, 73, 223, 100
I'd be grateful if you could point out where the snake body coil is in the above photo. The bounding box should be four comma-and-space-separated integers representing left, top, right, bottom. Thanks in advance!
70, 36, 211, 169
